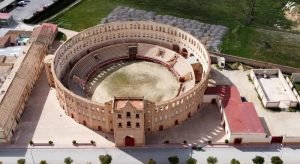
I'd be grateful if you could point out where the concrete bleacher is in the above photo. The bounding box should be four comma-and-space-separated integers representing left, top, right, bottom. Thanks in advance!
137, 43, 196, 93
68, 43, 197, 97
68, 44, 129, 96
137, 43, 194, 78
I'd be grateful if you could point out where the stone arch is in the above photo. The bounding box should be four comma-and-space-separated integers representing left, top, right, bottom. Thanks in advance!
181, 48, 188, 58
172, 44, 180, 53
175, 120, 179, 125
159, 125, 164, 131
125, 136, 135, 146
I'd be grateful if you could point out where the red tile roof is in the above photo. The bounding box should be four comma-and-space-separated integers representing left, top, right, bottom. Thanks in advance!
205, 85, 265, 134
115, 100, 144, 110
41, 23, 58, 33
0, 13, 11, 20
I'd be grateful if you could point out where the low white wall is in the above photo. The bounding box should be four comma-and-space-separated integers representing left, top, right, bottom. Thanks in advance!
228, 133, 271, 143
283, 136, 300, 143
251, 69, 299, 108
266, 102, 280, 108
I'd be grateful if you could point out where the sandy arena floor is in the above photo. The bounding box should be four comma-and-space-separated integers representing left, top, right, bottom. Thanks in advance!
88, 61, 180, 103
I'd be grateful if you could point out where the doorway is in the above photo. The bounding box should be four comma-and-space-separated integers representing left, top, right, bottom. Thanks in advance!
125, 136, 135, 146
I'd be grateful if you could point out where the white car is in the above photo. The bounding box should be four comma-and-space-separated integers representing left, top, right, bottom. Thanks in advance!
17, 1, 29, 6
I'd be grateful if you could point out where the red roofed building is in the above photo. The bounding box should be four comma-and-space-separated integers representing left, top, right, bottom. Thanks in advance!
29, 23, 58, 49
0, 12, 13, 26
205, 85, 270, 144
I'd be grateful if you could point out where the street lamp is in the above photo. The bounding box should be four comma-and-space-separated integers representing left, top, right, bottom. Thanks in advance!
188, 143, 192, 157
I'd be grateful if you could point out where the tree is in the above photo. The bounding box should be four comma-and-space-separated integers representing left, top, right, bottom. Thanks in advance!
271, 156, 283, 164
207, 156, 218, 164
64, 157, 73, 164
17, 158, 26, 164
186, 157, 197, 164
99, 154, 112, 164
40, 160, 47, 164
231, 158, 240, 164
147, 158, 156, 164
168, 156, 179, 164
252, 156, 265, 164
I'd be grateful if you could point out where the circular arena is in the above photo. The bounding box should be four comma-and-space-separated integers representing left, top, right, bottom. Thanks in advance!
52, 21, 210, 146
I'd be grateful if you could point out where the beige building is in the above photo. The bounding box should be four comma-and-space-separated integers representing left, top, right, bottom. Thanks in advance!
50, 21, 210, 146
0, 23, 57, 143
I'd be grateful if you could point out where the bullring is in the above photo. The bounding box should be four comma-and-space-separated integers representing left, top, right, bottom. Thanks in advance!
52, 21, 210, 146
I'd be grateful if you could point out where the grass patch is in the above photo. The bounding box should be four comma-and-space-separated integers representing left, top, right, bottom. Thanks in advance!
49, 0, 300, 68
55, 31, 67, 41
221, 27, 300, 68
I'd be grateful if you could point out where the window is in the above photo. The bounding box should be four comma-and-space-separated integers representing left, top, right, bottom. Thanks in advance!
136, 114, 139, 119
126, 112, 131, 118
117, 114, 122, 119
136, 122, 140, 128
127, 121, 131, 128
118, 123, 122, 128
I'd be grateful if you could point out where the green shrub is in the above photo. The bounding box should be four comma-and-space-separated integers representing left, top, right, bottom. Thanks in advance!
99, 154, 112, 164
40, 160, 47, 164
252, 156, 264, 164
207, 156, 218, 164
147, 158, 156, 164
64, 157, 73, 164
17, 159, 26, 164
231, 158, 240, 164
186, 157, 197, 164
271, 156, 283, 164
168, 156, 179, 164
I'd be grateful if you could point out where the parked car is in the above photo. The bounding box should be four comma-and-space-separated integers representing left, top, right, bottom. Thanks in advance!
17, 1, 29, 6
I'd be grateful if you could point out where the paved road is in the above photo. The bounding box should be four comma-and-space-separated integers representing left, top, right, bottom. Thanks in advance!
0, 145, 300, 164
9, 0, 54, 21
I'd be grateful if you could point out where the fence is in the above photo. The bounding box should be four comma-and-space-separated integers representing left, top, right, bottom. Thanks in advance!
211, 52, 300, 74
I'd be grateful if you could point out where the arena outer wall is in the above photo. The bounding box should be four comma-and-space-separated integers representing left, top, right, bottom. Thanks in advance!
51, 21, 210, 145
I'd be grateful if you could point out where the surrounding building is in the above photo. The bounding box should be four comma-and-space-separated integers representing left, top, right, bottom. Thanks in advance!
0, 12, 13, 26
0, 30, 31, 48
0, 23, 57, 143
250, 69, 299, 109
49, 21, 210, 146
204, 86, 269, 144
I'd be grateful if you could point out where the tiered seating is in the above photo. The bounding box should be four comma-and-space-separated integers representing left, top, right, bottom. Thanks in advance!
137, 43, 196, 95
68, 44, 129, 95
137, 43, 193, 78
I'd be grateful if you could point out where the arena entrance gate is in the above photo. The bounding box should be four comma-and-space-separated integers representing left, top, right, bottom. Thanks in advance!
128, 45, 138, 59
271, 136, 283, 144
125, 136, 135, 146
